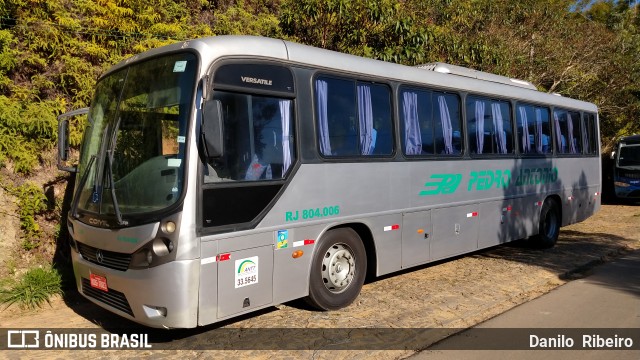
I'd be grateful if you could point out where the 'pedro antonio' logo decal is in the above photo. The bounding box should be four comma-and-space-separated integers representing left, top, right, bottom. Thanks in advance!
235, 256, 259, 288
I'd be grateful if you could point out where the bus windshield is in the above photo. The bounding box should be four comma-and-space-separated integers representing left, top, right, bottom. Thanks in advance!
75, 52, 197, 219
618, 144, 640, 168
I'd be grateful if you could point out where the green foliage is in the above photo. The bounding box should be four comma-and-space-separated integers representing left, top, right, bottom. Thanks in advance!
0, 96, 64, 173
0, 266, 63, 309
280, 0, 428, 64
0, 0, 637, 164
8, 182, 48, 250
213, 0, 283, 36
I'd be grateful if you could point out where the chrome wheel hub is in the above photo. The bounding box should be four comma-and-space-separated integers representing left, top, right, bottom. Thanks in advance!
321, 243, 356, 294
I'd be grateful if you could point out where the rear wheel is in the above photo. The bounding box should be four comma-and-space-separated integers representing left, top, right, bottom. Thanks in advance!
531, 198, 561, 248
305, 227, 367, 310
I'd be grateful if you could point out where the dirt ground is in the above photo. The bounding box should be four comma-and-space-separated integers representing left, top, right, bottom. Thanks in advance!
2, 203, 639, 359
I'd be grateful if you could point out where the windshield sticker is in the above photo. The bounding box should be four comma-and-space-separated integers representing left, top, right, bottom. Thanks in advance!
235, 256, 259, 288
173, 61, 187, 73
276, 230, 289, 249
177, 136, 185, 143
167, 158, 181, 167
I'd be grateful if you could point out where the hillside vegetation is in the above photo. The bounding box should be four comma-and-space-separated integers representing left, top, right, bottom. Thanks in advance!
0, 0, 638, 308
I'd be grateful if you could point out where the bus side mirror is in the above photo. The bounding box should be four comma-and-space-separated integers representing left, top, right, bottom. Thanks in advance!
202, 99, 224, 159
58, 118, 70, 162
57, 107, 89, 173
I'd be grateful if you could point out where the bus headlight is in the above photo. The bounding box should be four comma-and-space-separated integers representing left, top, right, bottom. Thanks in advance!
614, 181, 630, 187
162, 221, 176, 234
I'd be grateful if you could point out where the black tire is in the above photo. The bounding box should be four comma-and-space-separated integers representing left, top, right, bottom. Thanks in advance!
305, 227, 367, 311
531, 198, 561, 248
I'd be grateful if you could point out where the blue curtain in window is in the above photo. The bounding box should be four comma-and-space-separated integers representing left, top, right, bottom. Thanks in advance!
438, 96, 453, 154
279, 99, 292, 174
357, 84, 374, 155
535, 108, 543, 153
475, 100, 485, 154
492, 103, 507, 154
518, 106, 531, 153
315, 80, 331, 155
553, 112, 563, 153
582, 117, 590, 153
567, 114, 576, 154
403, 91, 422, 155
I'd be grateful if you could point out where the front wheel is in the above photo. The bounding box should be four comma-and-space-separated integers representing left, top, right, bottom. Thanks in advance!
305, 227, 367, 311
531, 198, 561, 248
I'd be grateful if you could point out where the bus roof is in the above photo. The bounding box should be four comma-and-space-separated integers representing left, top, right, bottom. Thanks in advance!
105, 35, 598, 113
619, 135, 640, 144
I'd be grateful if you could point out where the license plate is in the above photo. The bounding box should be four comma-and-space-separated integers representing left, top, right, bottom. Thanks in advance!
90, 273, 108, 292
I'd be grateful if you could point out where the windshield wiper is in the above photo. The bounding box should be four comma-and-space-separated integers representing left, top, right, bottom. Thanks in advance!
71, 155, 96, 219
104, 115, 127, 226
105, 149, 126, 226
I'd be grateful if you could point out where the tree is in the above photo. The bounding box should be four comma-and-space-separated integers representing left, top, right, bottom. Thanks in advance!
280, 0, 428, 64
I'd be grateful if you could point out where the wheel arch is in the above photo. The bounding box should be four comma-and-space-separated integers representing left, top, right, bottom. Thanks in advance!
545, 194, 563, 225
303, 222, 373, 310
317, 222, 378, 282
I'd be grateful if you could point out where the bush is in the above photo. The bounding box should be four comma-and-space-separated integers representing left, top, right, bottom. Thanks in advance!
10, 182, 48, 250
0, 266, 63, 310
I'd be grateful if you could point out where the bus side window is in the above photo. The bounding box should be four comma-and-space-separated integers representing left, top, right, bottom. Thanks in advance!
569, 111, 582, 154
466, 96, 511, 155
401, 88, 437, 156
316, 77, 393, 157
205, 92, 295, 183
516, 103, 552, 155
400, 89, 460, 156
317, 77, 358, 156
366, 83, 393, 156
583, 113, 598, 155
553, 109, 582, 155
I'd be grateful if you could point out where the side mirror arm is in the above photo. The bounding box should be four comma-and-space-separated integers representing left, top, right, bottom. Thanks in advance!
57, 107, 89, 173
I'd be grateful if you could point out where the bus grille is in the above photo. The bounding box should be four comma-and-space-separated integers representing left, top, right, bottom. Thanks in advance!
82, 278, 134, 317
77, 242, 131, 271
628, 190, 640, 198
620, 171, 640, 179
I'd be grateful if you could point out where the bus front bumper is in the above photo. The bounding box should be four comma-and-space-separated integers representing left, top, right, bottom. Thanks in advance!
614, 181, 640, 199
72, 250, 199, 329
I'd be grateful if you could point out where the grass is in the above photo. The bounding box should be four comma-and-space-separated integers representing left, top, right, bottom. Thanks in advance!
0, 266, 63, 310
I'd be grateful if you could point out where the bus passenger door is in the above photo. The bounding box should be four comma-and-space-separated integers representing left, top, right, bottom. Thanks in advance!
401, 210, 432, 268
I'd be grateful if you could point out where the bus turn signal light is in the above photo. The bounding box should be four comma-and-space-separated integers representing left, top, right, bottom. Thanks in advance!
292, 250, 304, 258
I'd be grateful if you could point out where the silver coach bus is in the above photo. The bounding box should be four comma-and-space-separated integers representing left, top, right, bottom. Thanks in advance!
57, 36, 601, 328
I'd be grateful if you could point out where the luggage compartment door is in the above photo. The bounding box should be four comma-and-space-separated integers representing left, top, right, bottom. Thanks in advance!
217, 245, 273, 319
